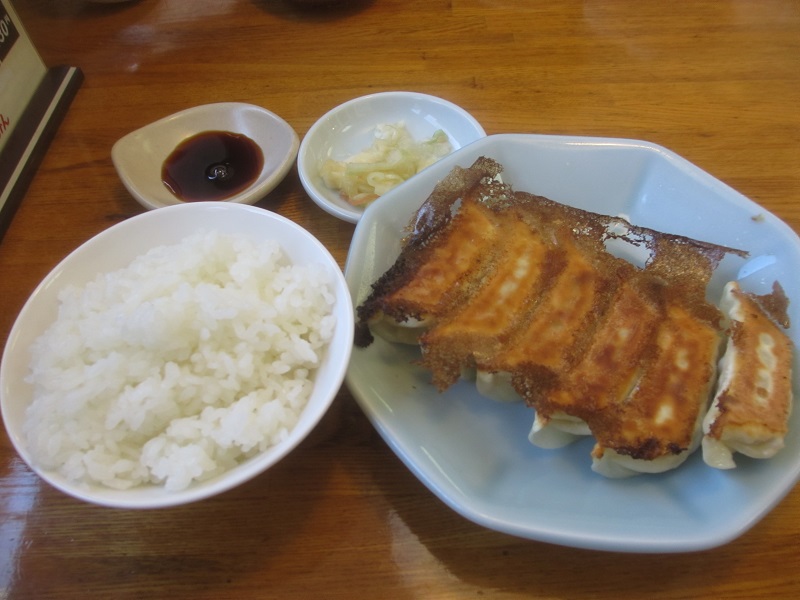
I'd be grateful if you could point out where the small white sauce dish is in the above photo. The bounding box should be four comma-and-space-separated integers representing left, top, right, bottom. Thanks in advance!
297, 91, 486, 223
0, 202, 353, 509
112, 102, 299, 211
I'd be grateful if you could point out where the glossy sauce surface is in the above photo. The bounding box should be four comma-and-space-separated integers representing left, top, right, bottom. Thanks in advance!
161, 131, 264, 201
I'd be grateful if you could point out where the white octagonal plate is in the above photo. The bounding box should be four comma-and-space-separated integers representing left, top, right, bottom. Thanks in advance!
344, 133, 800, 553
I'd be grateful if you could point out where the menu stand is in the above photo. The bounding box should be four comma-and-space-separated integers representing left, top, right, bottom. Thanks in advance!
0, 1, 83, 242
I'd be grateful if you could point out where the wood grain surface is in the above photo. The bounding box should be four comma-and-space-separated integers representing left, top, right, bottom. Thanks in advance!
1, 1, 799, 598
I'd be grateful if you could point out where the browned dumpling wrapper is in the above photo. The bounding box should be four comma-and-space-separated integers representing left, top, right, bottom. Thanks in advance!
356, 157, 795, 477
702, 281, 793, 469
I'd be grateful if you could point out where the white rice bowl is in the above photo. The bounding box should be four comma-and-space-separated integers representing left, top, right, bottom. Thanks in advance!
0, 202, 353, 508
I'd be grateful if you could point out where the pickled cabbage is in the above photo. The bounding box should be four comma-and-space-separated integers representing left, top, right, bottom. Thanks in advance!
319, 123, 452, 206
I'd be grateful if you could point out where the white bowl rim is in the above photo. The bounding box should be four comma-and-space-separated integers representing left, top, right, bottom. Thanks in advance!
298, 90, 486, 224
0, 202, 353, 509
112, 102, 299, 211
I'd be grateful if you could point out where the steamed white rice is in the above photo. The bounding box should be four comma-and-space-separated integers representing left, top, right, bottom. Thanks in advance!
22, 230, 337, 491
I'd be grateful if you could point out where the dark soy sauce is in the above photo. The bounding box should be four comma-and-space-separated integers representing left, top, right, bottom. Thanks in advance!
162, 131, 264, 202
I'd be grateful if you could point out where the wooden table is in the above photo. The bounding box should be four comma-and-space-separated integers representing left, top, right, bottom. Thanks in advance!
2, 0, 799, 597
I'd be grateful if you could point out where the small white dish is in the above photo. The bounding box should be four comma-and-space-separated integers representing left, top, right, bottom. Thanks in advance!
112, 103, 299, 210
298, 91, 486, 223
345, 133, 800, 552
1, 202, 353, 509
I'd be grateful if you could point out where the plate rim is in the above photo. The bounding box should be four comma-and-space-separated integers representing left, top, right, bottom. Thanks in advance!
344, 132, 800, 553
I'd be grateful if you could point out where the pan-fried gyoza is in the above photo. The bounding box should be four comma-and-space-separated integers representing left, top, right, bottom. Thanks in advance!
355, 157, 793, 477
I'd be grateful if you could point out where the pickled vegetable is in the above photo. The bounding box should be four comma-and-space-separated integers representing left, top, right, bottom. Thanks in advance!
320, 123, 452, 206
